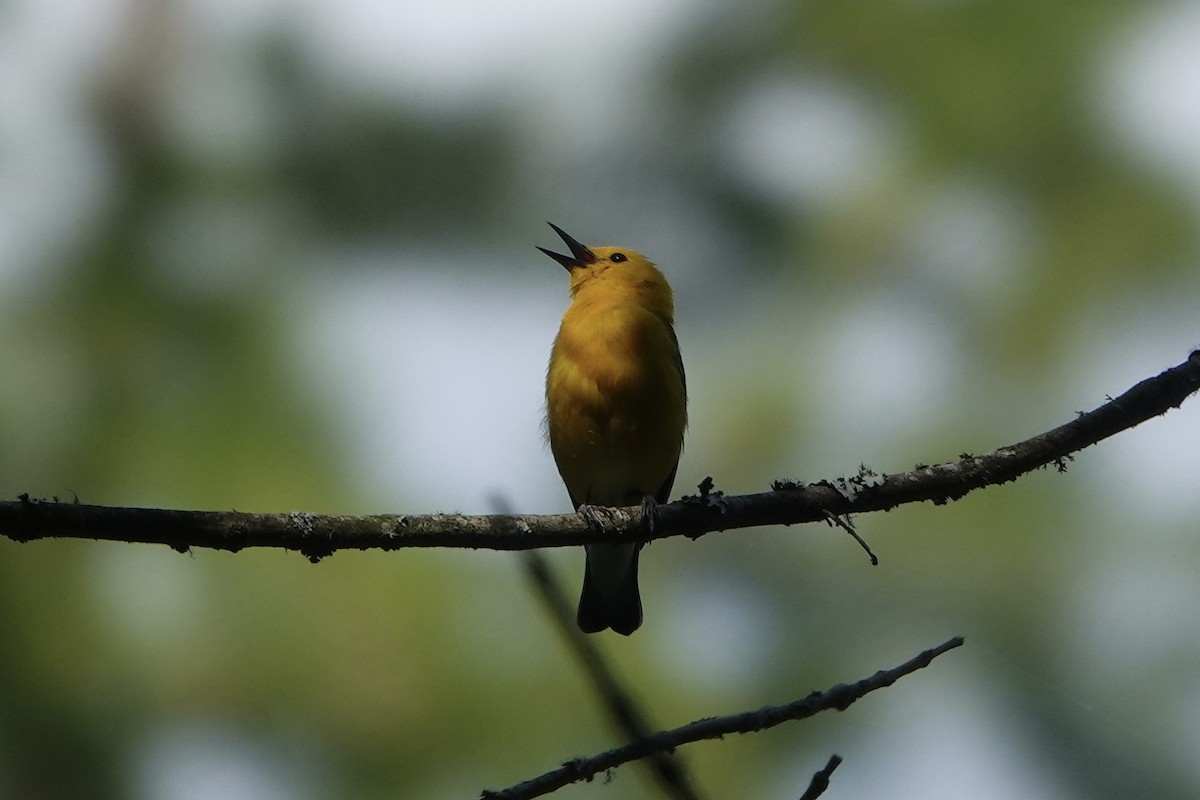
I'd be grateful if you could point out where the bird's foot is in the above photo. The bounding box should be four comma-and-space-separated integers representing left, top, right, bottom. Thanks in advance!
577, 504, 619, 534
640, 495, 660, 535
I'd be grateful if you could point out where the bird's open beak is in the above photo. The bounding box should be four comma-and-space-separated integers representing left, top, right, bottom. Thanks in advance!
538, 222, 597, 271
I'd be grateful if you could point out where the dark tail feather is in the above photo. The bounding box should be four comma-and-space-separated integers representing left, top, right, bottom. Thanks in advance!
577, 546, 643, 635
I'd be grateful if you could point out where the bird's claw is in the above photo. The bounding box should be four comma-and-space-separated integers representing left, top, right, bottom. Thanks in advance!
577, 498, 660, 536
577, 504, 619, 534
640, 495, 660, 535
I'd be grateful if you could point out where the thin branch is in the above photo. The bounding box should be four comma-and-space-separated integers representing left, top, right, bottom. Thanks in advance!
821, 511, 876, 565
798, 755, 842, 800
523, 551, 707, 800
478, 636, 964, 800
2, 351, 1198, 555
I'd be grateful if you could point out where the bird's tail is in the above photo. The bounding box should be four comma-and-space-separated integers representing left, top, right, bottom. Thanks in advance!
577, 543, 642, 635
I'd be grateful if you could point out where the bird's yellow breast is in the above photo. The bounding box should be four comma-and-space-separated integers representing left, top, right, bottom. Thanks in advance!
546, 297, 686, 508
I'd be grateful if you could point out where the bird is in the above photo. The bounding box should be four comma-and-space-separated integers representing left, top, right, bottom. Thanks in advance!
540, 222, 687, 635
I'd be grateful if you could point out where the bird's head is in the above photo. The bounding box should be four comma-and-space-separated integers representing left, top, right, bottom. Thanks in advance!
538, 223, 673, 318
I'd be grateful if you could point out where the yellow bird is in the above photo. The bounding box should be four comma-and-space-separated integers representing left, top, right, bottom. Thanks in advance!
540, 223, 687, 635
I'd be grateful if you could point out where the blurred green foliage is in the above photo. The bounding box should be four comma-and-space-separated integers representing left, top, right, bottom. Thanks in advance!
2, 1, 1199, 798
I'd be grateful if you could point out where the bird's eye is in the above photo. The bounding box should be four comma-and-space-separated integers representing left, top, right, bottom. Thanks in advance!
610, 252, 627, 263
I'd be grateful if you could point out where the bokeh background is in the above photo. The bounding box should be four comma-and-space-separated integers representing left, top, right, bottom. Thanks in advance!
3, 0, 1200, 797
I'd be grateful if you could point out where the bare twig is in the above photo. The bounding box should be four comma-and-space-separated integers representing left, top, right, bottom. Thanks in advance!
522, 551, 706, 800
821, 511, 876, 565
478, 637, 964, 800
798, 754, 842, 800
2, 351, 1198, 554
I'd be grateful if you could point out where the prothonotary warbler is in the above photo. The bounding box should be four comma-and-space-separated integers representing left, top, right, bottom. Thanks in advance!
540, 223, 687, 635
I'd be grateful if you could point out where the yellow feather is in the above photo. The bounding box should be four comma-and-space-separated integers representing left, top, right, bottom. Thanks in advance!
541, 226, 686, 635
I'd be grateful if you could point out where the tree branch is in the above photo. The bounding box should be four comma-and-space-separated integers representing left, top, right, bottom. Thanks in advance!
523, 551, 707, 800
478, 637, 964, 800
2, 351, 1197, 556
798, 754, 842, 800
